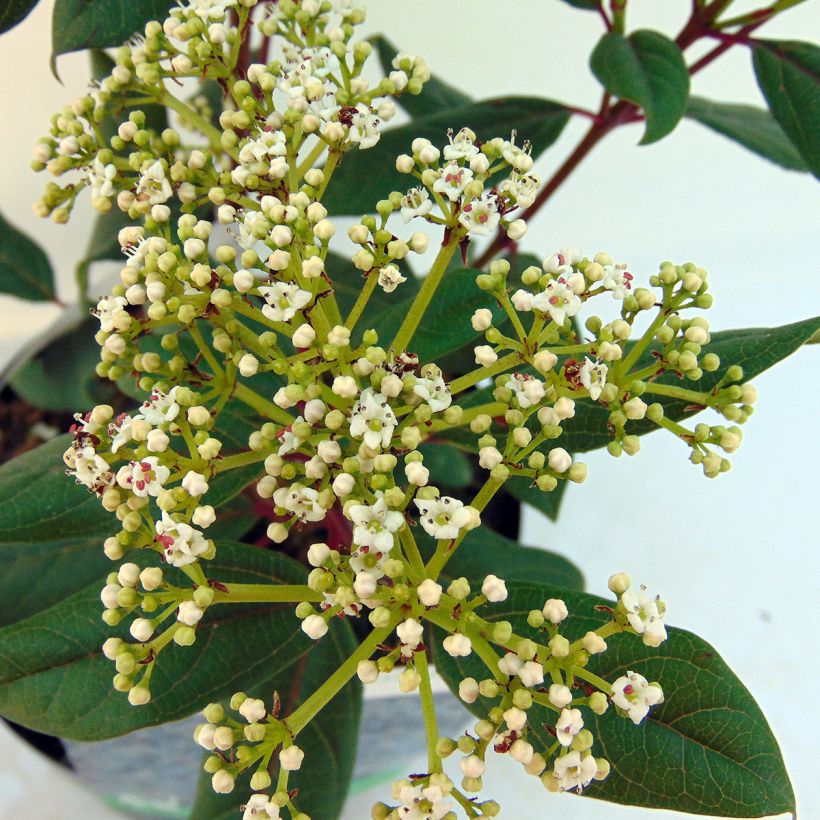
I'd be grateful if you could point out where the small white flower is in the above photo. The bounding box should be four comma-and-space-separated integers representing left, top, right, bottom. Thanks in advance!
87, 158, 117, 200
301, 614, 328, 640
348, 104, 381, 149
531, 278, 582, 325
498, 653, 524, 677
349, 389, 398, 450
610, 670, 665, 724
279, 744, 305, 771
182, 470, 210, 497
116, 457, 170, 497
552, 750, 598, 792
460, 754, 485, 779
93, 294, 129, 333
177, 600, 205, 626
140, 388, 181, 425
621, 584, 667, 647
548, 684, 573, 708
503, 706, 527, 732
155, 513, 210, 567
400, 187, 433, 222
443, 633, 472, 657
239, 698, 266, 723
458, 677, 479, 704
242, 794, 280, 820
397, 617, 424, 653
505, 373, 546, 409
556, 708, 584, 746
579, 357, 608, 401
273, 483, 326, 523
412, 373, 452, 412
458, 192, 500, 236
471, 308, 493, 331
136, 160, 172, 204
357, 660, 379, 684
417, 578, 442, 607
348, 492, 405, 552
542, 598, 569, 623
474, 345, 498, 366
444, 127, 479, 161
415, 496, 474, 540
518, 660, 544, 688
63, 443, 113, 493
377, 264, 407, 293
257, 282, 312, 323
433, 162, 473, 202
392, 777, 453, 819
478, 446, 503, 470
481, 574, 508, 603
601, 263, 634, 299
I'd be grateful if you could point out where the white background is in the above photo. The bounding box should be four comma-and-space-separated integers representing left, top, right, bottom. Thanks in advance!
1, 1, 819, 819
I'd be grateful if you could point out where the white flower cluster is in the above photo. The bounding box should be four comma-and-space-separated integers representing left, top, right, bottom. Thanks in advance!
37, 0, 764, 817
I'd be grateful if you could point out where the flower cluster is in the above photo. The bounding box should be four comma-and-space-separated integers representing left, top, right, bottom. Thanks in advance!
38, 0, 762, 817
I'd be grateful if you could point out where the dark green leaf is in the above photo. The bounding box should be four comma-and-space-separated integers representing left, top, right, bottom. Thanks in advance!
0, 0, 39, 35
0, 210, 56, 302
685, 96, 809, 172
190, 622, 361, 820
505, 472, 568, 522
371, 35, 472, 118
444, 527, 583, 590
417, 442, 473, 488
432, 582, 795, 817
0, 543, 325, 740
0, 435, 113, 626
562, 316, 820, 453
752, 39, 820, 177
11, 317, 118, 411
205, 494, 256, 542
323, 97, 570, 216
52, 0, 174, 64
590, 30, 690, 144
367, 267, 506, 362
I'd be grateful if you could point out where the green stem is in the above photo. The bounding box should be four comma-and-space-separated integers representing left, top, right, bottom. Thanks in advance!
233, 383, 295, 425
390, 237, 459, 353
449, 352, 521, 395
398, 525, 426, 580
415, 651, 442, 773
285, 615, 400, 735
211, 584, 322, 604
572, 667, 612, 694
642, 381, 709, 404
344, 270, 378, 331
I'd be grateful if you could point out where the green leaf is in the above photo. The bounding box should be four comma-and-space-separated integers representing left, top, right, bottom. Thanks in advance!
190, 624, 361, 820
52, 0, 174, 64
685, 96, 808, 172
417, 442, 473, 488
11, 317, 118, 411
505, 472, 568, 522
367, 267, 506, 362
561, 316, 820, 454
0, 0, 40, 35
752, 39, 820, 177
323, 97, 570, 216
0, 543, 328, 740
590, 30, 690, 144
444, 527, 583, 590
0, 435, 113, 627
0, 210, 56, 302
371, 34, 472, 118
432, 582, 795, 817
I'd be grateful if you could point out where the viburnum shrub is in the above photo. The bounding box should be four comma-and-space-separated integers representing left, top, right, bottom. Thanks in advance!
1, 0, 817, 818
